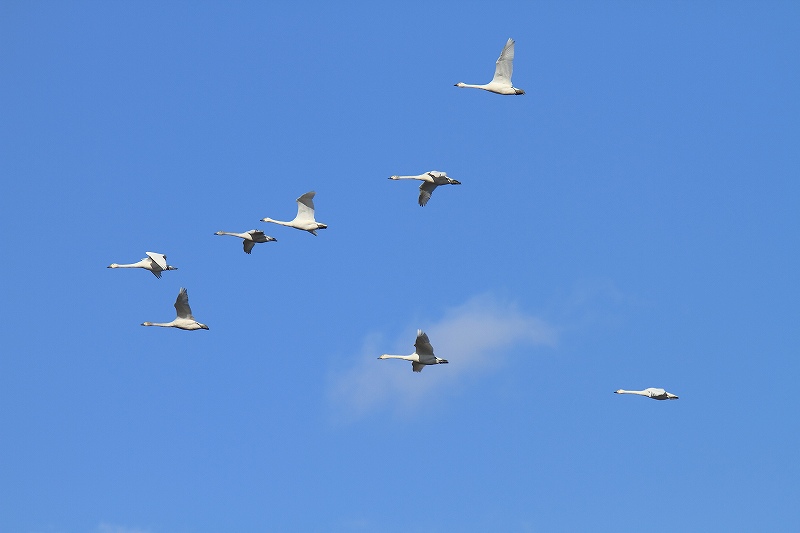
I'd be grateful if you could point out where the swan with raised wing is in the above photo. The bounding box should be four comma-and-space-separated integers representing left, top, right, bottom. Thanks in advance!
614, 388, 679, 400
455, 38, 525, 95
260, 191, 327, 235
107, 252, 177, 279
141, 287, 209, 330
388, 171, 461, 206
378, 330, 449, 372
214, 230, 277, 254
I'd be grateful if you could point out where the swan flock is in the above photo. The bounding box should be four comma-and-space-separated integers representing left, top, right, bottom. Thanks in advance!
107, 38, 680, 402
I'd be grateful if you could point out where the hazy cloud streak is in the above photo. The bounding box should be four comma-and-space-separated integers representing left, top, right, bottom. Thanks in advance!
328, 294, 557, 420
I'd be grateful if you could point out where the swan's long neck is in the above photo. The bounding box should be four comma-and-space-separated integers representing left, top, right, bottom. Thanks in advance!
216, 231, 246, 238
616, 389, 648, 396
455, 82, 488, 90
108, 261, 145, 269
141, 321, 174, 327
261, 217, 291, 227
379, 354, 413, 361
389, 175, 425, 181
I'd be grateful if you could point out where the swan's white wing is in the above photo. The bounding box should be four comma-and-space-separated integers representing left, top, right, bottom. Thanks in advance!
295, 191, 316, 222
145, 252, 168, 271
174, 287, 194, 319
491, 38, 515, 86
414, 330, 434, 356
243, 240, 255, 254
419, 182, 438, 206
412, 361, 425, 373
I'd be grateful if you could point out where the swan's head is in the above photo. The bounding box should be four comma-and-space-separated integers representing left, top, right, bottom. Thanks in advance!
214, 231, 225, 235
108, 263, 119, 268
388, 175, 399, 180
141, 321, 152, 326
614, 389, 624, 394
260, 217, 273, 223
455, 82, 466, 88
378, 354, 389, 359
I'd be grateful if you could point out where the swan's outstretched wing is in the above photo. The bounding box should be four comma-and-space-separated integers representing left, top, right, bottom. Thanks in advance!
295, 191, 317, 222
491, 38, 515, 86
427, 171, 447, 180
145, 252, 168, 271
247, 230, 266, 239
243, 240, 255, 254
418, 182, 438, 206
412, 361, 425, 372
174, 287, 195, 319
414, 330, 434, 356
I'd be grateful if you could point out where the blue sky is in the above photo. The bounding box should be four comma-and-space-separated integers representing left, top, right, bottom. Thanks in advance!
1, 1, 799, 531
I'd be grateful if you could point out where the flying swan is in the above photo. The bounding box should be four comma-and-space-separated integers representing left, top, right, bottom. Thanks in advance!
388, 171, 461, 206
455, 38, 525, 95
260, 191, 328, 236
614, 388, 679, 400
107, 252, 177, 278
378, 330, 449, 372
214, 230, 277, 254
141, 287, 209, 330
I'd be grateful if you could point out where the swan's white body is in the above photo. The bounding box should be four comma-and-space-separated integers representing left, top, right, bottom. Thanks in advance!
108, 252, 177, 279
215, 230, 277, 254
261, 191, 328, 235
378, 330, 449, 372
455, 38, 525, 95
614, 388, 679, 400
141, 287, 209, 330
389, 171, 461, 206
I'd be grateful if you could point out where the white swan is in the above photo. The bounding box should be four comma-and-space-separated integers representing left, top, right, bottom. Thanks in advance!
614, 388, 679, 400
389, 171, 461, 206
455, 38, 525, 95
141, 287, 209, 330
260, 191, 328, 236
378, 330, 449, 372
108, 252, 177, 279
214, 230, 277, 254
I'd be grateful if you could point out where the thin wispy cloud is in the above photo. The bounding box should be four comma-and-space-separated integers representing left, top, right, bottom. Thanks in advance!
328, 294, 557, 421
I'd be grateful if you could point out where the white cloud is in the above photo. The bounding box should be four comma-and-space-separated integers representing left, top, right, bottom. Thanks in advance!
328, 294, 557, 421
97, 524, 151, 533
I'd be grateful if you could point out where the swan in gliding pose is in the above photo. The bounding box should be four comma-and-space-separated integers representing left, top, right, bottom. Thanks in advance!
214, 230, 277, 254
141, 287, 209, 330
107, 252, 177, 278
378, 330, 449, 372
260, 191, 327, 236
455, 38, 525, 95
389, 171, 461, 206
614, 388, 679, 400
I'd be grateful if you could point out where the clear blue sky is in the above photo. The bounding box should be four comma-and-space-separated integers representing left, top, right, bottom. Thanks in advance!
2, 1, 799, 532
